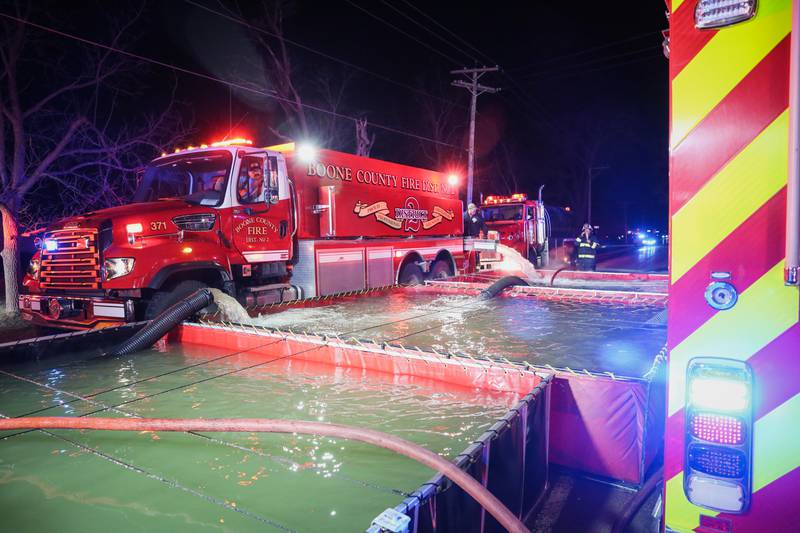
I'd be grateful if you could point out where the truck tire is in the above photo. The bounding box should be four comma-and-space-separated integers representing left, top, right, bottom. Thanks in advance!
398, 263, 424, 286
428, 259, 453, 280
144, 280, 216, 320
528, 246, 542, 268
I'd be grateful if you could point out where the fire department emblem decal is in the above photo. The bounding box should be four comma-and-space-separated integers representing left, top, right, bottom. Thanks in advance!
353, 198, 453, 232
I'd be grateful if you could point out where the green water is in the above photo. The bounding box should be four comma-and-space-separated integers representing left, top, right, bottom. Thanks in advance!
253, 292, 666, 377
0, 344, 516, 532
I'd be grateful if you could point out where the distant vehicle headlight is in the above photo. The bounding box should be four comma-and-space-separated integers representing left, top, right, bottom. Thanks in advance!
104, 258, 135, 280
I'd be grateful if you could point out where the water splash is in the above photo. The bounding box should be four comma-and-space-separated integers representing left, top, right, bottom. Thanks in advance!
208, 289, 253, 325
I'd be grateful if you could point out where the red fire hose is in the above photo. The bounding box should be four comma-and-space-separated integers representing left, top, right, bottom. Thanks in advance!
0, 417, 530, 533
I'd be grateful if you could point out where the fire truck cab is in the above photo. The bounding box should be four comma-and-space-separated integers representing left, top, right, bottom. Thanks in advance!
479, 193, 549, 267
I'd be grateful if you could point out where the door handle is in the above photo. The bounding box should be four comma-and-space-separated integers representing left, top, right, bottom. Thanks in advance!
280, 220, 288, 238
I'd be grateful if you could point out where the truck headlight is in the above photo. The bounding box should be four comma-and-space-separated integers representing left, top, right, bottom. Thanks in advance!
28, 258, 40, 280
104, 258, 135, 280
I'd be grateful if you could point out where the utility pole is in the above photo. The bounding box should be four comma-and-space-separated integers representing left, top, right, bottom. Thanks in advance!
587, 165, 609, 226
452, 66, 500, 205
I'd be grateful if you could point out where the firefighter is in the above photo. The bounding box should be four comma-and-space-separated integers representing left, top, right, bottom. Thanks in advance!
574, 223, 599, 271
464, 203, 488, 238
237, 161, 264, 202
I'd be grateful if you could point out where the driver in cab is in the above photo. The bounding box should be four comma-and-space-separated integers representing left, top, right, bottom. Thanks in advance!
238, 161, 264, 203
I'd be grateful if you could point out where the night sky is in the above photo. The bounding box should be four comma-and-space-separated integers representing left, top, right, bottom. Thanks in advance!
9, 0, 669, 235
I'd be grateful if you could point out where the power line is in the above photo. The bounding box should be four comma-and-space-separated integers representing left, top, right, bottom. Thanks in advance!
341, 0, 462, 65
378, 0, 477, 65
184, 0, 463, 109
526, 52, 665, 85
0, 11, 464, 150
368, 1, 567, 159
507, 30, 663, 73
517, 44, 663, 81
396, 0, 497, 65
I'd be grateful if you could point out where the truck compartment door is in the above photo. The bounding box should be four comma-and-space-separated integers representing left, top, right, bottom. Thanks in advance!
316, 248, 365, 295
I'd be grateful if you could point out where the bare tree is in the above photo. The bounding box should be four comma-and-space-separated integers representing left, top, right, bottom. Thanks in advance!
415, 76, 464, 169
355, 118, 375, 157
1, 7, 189, 312
227, 1, 357, 150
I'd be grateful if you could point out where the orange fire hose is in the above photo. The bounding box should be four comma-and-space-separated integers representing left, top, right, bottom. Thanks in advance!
0, 417, 530, 533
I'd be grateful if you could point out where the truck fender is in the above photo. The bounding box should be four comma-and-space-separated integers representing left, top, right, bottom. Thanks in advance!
396, 251, 425, 283
147, 262, 232, 290
433, 249, 456, 276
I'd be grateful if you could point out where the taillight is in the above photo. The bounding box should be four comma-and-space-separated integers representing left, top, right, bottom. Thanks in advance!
689, 413, 744, 446
683, 358, 753, 513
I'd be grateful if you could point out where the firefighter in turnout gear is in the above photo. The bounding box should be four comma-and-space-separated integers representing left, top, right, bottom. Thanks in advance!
464, 203, 489, 238
575, 223, 599, 271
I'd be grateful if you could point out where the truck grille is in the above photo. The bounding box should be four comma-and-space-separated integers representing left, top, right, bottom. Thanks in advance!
40, 228, 101, 289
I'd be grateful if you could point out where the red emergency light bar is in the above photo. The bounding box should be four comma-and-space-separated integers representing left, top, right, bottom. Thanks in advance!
483, 193, 528, 205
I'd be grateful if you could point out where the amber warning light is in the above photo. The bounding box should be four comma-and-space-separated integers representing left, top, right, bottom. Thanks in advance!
484, 193, 527, 205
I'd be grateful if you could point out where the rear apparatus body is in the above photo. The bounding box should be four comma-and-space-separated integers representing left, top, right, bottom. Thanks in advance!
665, 0, 800, 531
478, 194, 549, 267
19, 142, 475, 328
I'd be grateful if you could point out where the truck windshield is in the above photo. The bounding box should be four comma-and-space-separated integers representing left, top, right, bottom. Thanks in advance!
481, 205, 523, 221
133, 151, 232, 206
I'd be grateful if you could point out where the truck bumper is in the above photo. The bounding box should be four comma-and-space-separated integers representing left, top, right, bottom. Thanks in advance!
18, 294, 135, 330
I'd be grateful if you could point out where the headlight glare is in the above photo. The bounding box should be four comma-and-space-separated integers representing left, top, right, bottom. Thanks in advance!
28, 258, 41, 280
104, 258, 135, 280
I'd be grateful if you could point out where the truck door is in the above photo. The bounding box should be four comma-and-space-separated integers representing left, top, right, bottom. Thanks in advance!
231, 154, 293, 265
525, 205, 536, 258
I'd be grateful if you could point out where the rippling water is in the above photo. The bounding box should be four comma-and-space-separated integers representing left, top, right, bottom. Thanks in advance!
0, 345, 515, 532
253, 292, 666, 377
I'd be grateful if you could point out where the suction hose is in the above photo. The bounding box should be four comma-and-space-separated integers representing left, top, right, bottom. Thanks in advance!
1, 416, 530, 533
478, 275, 529, 300
109, 289, 214, 357
549, 266, 570, 287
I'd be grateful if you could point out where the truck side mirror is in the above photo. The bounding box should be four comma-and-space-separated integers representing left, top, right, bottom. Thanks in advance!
266, 156, 280, 205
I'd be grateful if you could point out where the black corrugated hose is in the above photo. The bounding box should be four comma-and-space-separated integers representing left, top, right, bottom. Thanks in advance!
478, 276, 530, 300
109, 289, 214, 357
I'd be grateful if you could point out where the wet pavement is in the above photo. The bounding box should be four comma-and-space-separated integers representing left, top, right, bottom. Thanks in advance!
596, 245, 668, 273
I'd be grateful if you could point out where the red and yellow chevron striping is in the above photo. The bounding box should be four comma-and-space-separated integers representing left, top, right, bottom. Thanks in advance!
666, 0, 799, 531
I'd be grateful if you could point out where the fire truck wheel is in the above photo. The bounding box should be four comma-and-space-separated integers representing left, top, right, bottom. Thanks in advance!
528, 247, 541, 268
398, 263, 424, 286
145, 280, 217, 320
429, 259, 453, 280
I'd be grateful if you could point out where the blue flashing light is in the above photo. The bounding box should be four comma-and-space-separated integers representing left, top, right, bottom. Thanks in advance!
688, 445, 746, 479
44, 239, 57, 252
642, 238, 657, 246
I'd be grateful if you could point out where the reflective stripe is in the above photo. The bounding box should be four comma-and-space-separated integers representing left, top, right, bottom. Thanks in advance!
671, 0, 791, 148
671, 111, 789, 282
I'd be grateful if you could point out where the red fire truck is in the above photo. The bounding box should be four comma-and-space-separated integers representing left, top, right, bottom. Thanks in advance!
18, 140, 475, 329
479, 193, 549, 266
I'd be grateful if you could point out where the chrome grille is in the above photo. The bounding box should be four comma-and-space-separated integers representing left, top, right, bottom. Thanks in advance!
40, 228, 101, 289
